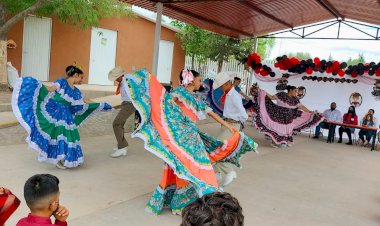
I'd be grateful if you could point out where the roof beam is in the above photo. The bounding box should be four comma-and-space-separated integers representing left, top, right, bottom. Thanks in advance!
155, 0, 233, 3
164, 4, 254, 37
315, 0, 344, 19
239, 0, 293, 29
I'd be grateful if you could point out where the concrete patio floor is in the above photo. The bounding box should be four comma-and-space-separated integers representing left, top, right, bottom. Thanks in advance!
2, 123, 380, 226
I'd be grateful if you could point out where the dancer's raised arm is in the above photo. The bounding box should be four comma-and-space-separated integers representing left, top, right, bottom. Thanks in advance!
265, 92, 277, 100
299, 105, 315, 113
208, 111, 237, 134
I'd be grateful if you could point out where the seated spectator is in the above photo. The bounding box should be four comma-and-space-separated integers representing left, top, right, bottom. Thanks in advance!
313, 102, 342, 141
0, 187, 21, 225
17, 174, 69, 226
181, 192, 243, 226
363, 109, 377, 126
358, 114, 377, 146
338, 106, 358, 145
377, 132, 380, 151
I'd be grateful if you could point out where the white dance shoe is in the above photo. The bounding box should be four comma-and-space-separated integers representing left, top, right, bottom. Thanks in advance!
111, 147, 127, 158
216, 172, 224, 186
56, 160, 67, 170
223, 171, 237, 187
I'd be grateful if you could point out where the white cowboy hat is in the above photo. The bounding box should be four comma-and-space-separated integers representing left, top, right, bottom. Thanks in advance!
213, 72, 235, 89
108, 66, 125, 81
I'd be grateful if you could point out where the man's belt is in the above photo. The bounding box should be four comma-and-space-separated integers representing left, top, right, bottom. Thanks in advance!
224, 118, 241, 124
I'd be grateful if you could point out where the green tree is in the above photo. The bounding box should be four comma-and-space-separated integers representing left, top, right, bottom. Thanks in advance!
0, 0, 134, 89
328, 53, 333, 61
171, 20, 210, 68
347, 53, 365, 66
286, 52, 312, 60
172, 21, 275, 72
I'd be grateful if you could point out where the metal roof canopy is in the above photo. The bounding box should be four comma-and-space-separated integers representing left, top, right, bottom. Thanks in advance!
123, 0, 380, 38
122, 0, 380, 74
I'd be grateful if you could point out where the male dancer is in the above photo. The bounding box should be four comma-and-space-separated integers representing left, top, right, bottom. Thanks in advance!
108, 67, 135, 157
213, 72, 249, 186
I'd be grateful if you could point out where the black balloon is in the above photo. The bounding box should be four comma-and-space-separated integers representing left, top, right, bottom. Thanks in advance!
269, 72, 276, 77
340, 62, 348, 69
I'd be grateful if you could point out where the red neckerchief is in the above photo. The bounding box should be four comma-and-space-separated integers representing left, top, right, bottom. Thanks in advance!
0, 188, 21, 225
220, 87, 233, 107
115, 75, 124, 95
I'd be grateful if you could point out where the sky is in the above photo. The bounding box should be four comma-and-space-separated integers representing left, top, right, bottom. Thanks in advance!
133, 6, 380, 63
268, 20, 380, 62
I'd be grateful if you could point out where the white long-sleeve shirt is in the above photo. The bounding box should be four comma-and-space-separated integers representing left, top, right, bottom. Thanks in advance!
223, 88, 248, 122
120, 76, 131, 102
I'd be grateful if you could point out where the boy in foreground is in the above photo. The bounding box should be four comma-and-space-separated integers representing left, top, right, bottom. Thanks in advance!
17, 174, 69, 226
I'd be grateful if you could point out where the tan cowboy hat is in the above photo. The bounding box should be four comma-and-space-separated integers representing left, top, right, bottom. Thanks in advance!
213, 72, 235, 89
108, 66, 125, 81
7, 40, 17, 49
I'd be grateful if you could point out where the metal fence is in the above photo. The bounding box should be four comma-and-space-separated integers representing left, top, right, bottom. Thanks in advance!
185, 56, 252, 92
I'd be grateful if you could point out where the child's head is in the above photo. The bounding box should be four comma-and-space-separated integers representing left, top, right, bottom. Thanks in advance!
181, 192, 244, 226
24, 174, 60, 215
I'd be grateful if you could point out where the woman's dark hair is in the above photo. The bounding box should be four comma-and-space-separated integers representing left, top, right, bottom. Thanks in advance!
234, 77, 241, 82
364, 113, 373, 123
179, 69, 201, 84
286, 85, 297, 92
181, 192, 244, 226
24, 174, 60, 208
65, 65, 83, 77
347, 106, 356, 117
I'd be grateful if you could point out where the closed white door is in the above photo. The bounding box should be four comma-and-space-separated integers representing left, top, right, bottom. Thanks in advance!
157, 40, 174, 84
21, 16, 52, 81
89, 27, 117, 85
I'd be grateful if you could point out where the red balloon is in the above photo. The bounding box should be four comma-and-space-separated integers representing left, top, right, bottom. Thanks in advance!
351, 71, 358, 77
333, 61, 340, 68
252, 53, 261, 63
326, 67, 332, 74
254, 68, 261, 74
306, 68, 313, 75
314, 57, 320, 64
290, 57, 300, 65
274, 62, 279, 68
260, 70, 268, 76
376, 69, 380, 77
338, 70, 345, 77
